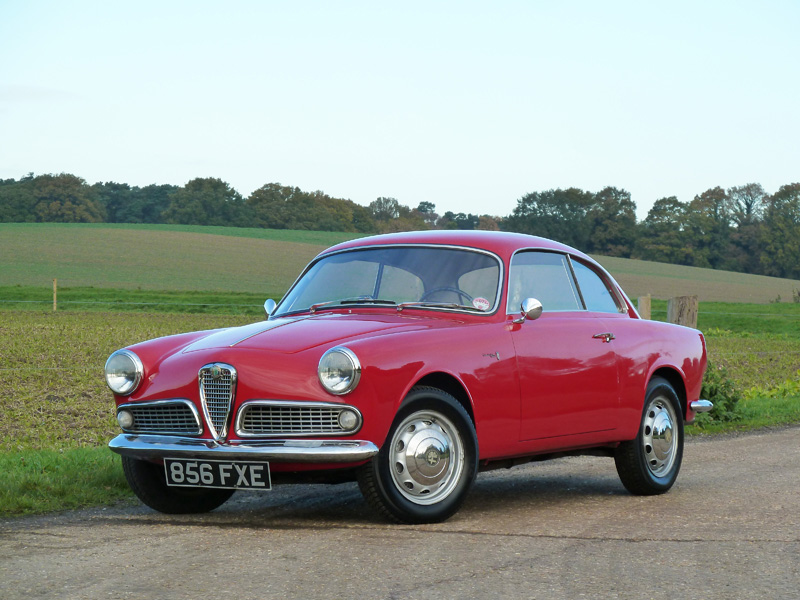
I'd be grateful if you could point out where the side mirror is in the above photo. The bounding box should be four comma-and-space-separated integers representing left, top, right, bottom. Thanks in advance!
264, 299, 277, 319
513, 298, 543, 324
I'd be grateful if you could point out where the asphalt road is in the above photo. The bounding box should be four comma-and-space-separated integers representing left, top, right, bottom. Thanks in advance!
1, 427, 798, 600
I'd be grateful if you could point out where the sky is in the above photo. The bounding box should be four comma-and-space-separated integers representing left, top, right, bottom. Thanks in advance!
1, 1, 798, 220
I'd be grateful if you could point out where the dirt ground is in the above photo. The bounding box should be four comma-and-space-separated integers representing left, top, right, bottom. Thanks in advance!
1, 427, 798, 600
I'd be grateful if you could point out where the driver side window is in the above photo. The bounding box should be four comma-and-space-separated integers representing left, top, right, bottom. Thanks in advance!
507, 251, 581, 313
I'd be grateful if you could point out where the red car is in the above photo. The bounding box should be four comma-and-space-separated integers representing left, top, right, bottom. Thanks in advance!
106, 230, 710, 523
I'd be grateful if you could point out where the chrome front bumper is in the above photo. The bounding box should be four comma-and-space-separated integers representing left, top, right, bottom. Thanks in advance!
109, 434, 379, 463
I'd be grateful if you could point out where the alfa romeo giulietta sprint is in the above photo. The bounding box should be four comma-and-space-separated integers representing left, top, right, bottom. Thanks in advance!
106, 230, 710, 523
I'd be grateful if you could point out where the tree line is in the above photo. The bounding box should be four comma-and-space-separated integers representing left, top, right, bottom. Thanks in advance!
1, 173, 799, 279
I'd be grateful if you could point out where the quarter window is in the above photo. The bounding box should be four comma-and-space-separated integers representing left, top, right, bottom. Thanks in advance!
572, 261, 621, 313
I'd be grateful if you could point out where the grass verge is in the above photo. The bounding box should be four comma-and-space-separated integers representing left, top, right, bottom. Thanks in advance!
687, 394, 800, 435
0, 447, 132, 517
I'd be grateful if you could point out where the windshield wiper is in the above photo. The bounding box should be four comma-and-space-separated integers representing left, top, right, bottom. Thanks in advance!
309, 297, 397, 313
396, 301, 485, 313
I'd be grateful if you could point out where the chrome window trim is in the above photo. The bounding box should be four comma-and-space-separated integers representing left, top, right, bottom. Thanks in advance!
506, 249, 628, 315
199, 363, 237, 441
272, 243, 505, 318
235, 400, 364, 438
116, 399, 202, 436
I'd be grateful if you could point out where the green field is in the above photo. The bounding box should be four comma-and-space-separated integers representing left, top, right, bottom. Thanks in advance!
2, 223, 799, 302
0, 223, 359, 295
1, 223, 799, 517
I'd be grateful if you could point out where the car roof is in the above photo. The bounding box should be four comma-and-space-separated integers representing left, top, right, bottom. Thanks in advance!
320, 230, 593, 263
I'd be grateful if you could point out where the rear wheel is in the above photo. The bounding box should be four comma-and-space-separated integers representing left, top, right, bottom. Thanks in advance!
358, 387, 478, 524
121, 456, 235, 514
614, 377, 684, 495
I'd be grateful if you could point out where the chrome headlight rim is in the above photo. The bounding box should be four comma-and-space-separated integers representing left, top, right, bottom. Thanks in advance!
104, 349, 144, 396
318, 346, 361, 396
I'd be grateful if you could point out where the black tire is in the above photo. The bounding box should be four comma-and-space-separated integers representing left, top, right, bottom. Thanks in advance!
121, 456, 235, 514
614, 377, 684, 495
357, 386, 478, 524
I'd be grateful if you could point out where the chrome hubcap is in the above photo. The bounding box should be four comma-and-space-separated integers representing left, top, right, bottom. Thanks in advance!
389, 410, 464, 505
642, 396, 678, 477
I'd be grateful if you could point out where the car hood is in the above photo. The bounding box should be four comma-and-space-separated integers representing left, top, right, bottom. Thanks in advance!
180, 313, 440, 355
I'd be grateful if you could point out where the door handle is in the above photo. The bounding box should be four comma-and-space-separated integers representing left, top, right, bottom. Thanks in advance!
592, 332, 615, 343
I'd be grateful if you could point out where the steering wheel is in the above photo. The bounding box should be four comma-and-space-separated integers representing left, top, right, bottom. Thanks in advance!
419, 287, 474, 304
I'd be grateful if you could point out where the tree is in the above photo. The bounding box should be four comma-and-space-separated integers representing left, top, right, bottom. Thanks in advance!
585, 186, 637, 257
31, 174, 106, 223
162, 178, 248, 227
0, 176, 37, 222
477, 215, 500, 231
369, 197, 401, 221
761, 183, 800, 279
684, 187, 732, 269
94, 181, 133, 223
727, 183, 766, 226
135, 184, 180, 223
415, 201, 439, 227
247, 184, 372, 232
635, 197, 693, 265
503, 188, 594, 248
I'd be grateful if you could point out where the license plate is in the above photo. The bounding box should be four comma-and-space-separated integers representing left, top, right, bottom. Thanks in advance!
164, 458, 271, 490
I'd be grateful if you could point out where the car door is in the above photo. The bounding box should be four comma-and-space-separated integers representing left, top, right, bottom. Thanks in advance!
507, 251, 622, 442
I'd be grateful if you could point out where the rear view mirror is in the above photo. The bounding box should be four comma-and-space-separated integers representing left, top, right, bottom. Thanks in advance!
264, 298, 277, 318
513, 298, 543, 324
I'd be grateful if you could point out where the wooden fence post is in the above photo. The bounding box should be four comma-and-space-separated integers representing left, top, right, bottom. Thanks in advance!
53, 278, 57, 312
667, 295, 698, 328
637, 295, 651, 320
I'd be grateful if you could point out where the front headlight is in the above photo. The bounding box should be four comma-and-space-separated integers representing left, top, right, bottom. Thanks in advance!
104, 349, 144, 396
318, 346, 361, 395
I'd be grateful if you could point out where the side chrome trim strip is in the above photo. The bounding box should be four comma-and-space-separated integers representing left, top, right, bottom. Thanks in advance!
109, 434, 379, 463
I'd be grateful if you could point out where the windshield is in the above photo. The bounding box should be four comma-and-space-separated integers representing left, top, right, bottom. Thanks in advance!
275, 246, 502, 317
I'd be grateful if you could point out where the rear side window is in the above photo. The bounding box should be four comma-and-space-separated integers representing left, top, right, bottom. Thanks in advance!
572, 261, 622, 313
507, 252, 581, 312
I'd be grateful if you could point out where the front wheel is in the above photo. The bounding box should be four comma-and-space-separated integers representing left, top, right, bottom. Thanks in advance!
358, 387, 478, 524
121, 456, 235, 514
614, 377, 684, 495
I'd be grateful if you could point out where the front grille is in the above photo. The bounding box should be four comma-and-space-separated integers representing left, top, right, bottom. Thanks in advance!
121, 400, 201, 435
199, 363, 236, 438
237, 401, 361, 437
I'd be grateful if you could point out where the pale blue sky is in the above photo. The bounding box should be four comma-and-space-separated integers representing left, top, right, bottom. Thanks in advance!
1, 1, 798, 219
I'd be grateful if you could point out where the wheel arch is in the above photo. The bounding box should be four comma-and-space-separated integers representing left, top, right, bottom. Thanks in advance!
412, 372, 476, 427
650, 367, 688, 419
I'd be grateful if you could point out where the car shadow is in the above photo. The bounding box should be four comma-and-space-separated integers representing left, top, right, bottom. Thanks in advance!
94, 456, 629, 529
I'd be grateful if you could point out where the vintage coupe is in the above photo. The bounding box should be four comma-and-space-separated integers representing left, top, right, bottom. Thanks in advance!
106, 230, 711, 523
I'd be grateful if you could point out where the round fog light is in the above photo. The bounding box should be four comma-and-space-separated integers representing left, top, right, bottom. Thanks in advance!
117, 410, 134, 430
338, 409, 359, 431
